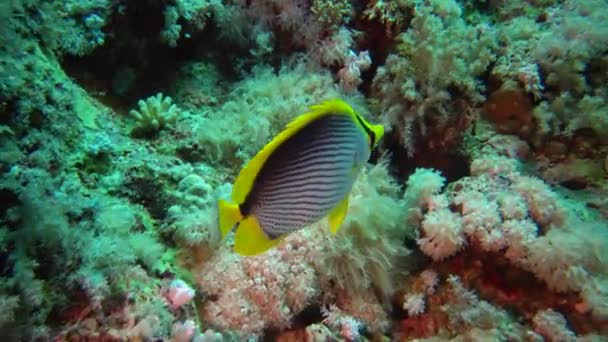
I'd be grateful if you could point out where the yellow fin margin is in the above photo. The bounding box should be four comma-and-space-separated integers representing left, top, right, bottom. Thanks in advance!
234, 216, 285, 255
328, 195, 350, 234
218, 199, 242, 239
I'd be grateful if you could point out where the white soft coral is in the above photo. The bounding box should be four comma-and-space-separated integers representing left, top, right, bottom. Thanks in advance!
403, 293, 426, 316
417, 208, 465, 261
404, 168, 446, 209
532, 309, 576, 342
511, 175, 565, 228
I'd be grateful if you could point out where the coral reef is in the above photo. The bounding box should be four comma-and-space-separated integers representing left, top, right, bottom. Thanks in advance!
0, 0, 606, 340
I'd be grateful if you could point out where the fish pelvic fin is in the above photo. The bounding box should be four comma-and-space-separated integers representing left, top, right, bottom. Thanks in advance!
218, 199, 243, 239
328, 195, 350, 235
234, 216, 285, 255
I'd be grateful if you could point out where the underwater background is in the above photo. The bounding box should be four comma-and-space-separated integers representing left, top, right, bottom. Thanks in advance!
0, 0, 607, 340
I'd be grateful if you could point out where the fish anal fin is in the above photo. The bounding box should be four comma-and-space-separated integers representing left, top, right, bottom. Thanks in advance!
328, 196, 349, 235
234, 216, 284, 255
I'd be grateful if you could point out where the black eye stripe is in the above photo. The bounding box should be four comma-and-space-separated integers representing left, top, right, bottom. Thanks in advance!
354, 113, 375, 148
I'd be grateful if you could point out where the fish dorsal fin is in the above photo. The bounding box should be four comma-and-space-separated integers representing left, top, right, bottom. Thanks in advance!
231, 99, 356, 203
286, 98, 356, 129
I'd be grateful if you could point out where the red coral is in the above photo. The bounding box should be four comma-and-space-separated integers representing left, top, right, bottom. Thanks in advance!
483, 82, 534, 137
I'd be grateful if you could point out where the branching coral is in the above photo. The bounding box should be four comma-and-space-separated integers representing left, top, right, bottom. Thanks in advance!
532, 309, 577, 342
371, 0, 497, 155
312, 26, 355, 66
130, 93, 180, 136
443, 275, 524, 339
363, 0, 410, 36
491, 0, 608, 141
161, 0, 223, 47
407, 129, 608, 322
398, 272, 531, 340
534, 92, 608, 139
311, 0, 353, 29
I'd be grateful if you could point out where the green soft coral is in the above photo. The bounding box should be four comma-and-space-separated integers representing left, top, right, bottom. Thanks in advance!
15, 0, 112, 56
194, 63, 348, 167
534, 93, 608, 138
363, 0, 410, 35
316, 161, 412, 303
311, 0, 353, 29
161, 0, 223, 47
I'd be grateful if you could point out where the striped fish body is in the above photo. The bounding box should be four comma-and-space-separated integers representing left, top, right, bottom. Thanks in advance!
242, 114, 370, 239
218, 99, 385, 255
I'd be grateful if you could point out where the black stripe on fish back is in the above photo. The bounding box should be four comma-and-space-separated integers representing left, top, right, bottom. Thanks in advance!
244, 114, 364, 237
268, 120, 359, 179
260, 115, 359, 200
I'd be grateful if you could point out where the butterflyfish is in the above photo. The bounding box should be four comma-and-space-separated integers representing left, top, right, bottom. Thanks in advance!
218, 99, 384, 255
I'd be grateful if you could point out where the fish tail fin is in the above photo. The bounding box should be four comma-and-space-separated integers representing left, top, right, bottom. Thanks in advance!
218, 199, 243, 239
234, 216, 283, 255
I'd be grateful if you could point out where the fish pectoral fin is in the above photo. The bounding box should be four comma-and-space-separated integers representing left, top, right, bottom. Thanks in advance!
218, 199, 242, 239
234, 216, 284, 255
328, 196, 349, 235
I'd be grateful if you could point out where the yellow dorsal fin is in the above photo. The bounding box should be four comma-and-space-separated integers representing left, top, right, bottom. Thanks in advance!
231, 99, 357, 203
286, 98, 357, 129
